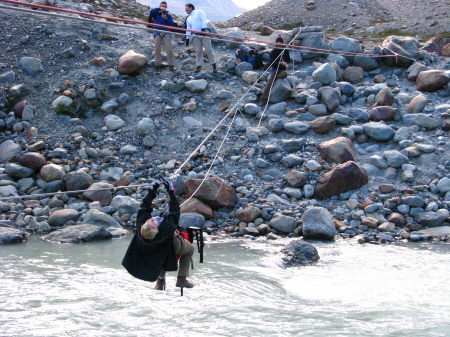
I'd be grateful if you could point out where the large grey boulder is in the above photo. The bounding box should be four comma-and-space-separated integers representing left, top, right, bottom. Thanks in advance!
41, 224, 113, 243
82, 209, 126, 237
5, 163, 35, 179
329, 37, 362, 56
185, 79, 208, 93
363, 122, 395, 141
269, 79, 293, 103
0, 227, 27, 244
110, 196, 140, 216
104, 114, 125, 130
317, 86, 341, 111
381, 36, 420, 67
312, 63, 336, 85
235, 62, 253, 76
18, 57, 44, 75
48, 209, 80, 226
179, 212, 206, 228
301, 207, 336, 240
300, 35, 328, 59
281, 240, 320, 267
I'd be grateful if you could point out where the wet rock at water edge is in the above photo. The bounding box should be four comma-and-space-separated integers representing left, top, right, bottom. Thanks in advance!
281, 240, 320, 267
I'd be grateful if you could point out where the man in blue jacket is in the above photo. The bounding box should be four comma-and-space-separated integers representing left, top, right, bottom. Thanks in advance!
149, 1, 176, 72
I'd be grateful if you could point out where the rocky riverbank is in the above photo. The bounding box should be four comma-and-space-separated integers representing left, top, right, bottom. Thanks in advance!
1, 0, 450, 249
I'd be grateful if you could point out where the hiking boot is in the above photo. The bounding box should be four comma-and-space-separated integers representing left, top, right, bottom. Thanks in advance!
212, 63, 217, 73
194, 66, 202, 73
257, 98, 267, 106
169, 65, 176, 71
155, 277, 166, 290
176, 277, 194, 288
155, 65, 162, 74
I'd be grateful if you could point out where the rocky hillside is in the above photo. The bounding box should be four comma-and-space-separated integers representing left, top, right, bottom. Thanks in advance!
227, 0, 450, 41
1, 0, 450, 246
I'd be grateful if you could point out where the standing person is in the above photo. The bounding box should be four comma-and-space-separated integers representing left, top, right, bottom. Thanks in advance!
122, 178, 195, 290
184, 3, 217, 73
259, 35, 291, 106
149, 1, 176, 72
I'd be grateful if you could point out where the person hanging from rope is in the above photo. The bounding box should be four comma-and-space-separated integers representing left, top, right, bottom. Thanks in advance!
122, 178, 195, 290
184, 3, 217, 73
258, 35, 291, 106
149, 1, 176, 72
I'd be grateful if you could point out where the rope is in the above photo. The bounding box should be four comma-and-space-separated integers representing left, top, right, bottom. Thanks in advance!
0, 0, 419, 61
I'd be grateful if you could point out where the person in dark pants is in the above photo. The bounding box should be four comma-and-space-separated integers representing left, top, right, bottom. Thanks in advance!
122, 178, 195, 290
259, 35, 291, 105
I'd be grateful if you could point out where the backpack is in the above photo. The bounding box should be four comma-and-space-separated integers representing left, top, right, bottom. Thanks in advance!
235, 44, 263, 69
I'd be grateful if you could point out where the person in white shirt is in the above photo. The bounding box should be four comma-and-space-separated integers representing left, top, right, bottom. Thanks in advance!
185, 3, 217, 73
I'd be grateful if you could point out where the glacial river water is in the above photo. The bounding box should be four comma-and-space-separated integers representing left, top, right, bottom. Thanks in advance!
1, 235, 449, 337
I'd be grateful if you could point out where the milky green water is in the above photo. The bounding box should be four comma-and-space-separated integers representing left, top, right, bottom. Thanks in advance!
1, 235, 449, 337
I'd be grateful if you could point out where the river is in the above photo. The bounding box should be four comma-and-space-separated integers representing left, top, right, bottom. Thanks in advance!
1, 235, 449, 337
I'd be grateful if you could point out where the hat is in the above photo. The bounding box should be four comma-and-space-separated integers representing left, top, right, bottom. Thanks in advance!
275, 35, 284, 43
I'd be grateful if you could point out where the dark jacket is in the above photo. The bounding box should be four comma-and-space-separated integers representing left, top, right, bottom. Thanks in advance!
270, 48, 291, 71
122, 190, 180, 282
149, 8, 175, 36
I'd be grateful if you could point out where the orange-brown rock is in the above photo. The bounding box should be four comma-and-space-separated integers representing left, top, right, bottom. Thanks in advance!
118, 50, 148, 75
180, 197, 213, 219
184, 176, 237, 208
370, 106, 395, 122
416, 70, 450, 92
311, 116, 335, 135
314, 161, 368, 199
17, 152, 47, 170
318, 136, 356, 164
237, 206, 261, 223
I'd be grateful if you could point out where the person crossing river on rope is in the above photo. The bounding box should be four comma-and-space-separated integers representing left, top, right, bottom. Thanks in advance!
122, 178, 195, 290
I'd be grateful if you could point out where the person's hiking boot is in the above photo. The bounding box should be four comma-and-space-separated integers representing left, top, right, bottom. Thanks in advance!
155, 277, 166, 290
257, 98, 267, 106
176, 276, 194, 288
194, 66, 202, 73
155, 65, 162, 74
212, 63, 217, 73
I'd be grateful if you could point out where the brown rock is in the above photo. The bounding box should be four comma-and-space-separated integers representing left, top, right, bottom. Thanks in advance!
40, 164, 66, 182
27, 127, 38, 141
416, 70, 450, 92
118, 50, 148, 75
370, 106, 395, 122
361, 217, 379, 228
285, 170, 308, 187
256, 223, 271, 235
343, 66, 364, 83
375, 87, 395, 106
443, 43, 450, 57
318, 136, 356, 164
180, 197, 213, 219
13, 100, 27, 118
314, 161, 369, 199
421, 37, 450, 55
114, 177, 131, 187
442, 119, 450, 131
237, 206, 261, 223
386, 212, 405, 227
311, 116, 335, 135
260, 26, 275, 36
355, 134, 369, 144
406, 94, 428, 113
379, 183, 394, 193
218, 101, 229, 112
359, 199, 374, 209
63, 89, 76, 99
91, 57, 106, 66
82, 181, 114, 206
373, 74, 386, 83
17, 152, 47, 170
184, 176, 237, 208
27, 141, 45, 152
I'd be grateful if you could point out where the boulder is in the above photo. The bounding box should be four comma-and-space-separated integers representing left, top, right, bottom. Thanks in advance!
407, 62, 428, 81
370, 106, 395, 122
353, 55, 378, 71
375, 87, 395, 106
342, 66, 364, 83
318, 136, 356, 164
315, 161, 368, 199
179, 212, 205, 228
81, 209, 126, 237
82, 181, 114, 206
104, 114, 125, 130
329, 36, 362, 55
363, 122, 395, 141
416, 70, 450, 92
285, 170, 308, 187
420, 37, 450, 55
311, 115, 335, 134
317, 86, 341, 111
110, 195, 140, 216
269, 214, 297, 233
406, 94, 428, 113
41, 224, 113, 243
18, 56, 44, 75
300, 35, 328, 59
281, 240, 320, 267
235, 62, 253, 77
40, 164, 66, 182
185, 79, 208, 93
63, 170, 93, 191
443, 43, 450, 57
13, 100, 27, 118
48, 209, 80, 226
237, 206, 261, 223
0, 227, 27, 244
312, 63, 336, 85
5, 163, 35, 179
269, 78, 293, 103
180, 197, 213, 219
301, 207, 337, 240
242, 71, 259, 84
0, 140, 22, 163
117, 50, 148, 75
184, 177, 236, 208
381, 36, 420, 67
17, 152, 46, 170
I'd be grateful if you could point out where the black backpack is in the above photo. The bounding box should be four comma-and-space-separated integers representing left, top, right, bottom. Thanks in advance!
235, 44, 263, 69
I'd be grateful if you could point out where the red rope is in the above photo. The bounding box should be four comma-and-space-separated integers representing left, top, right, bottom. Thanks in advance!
0, 0, 409, 59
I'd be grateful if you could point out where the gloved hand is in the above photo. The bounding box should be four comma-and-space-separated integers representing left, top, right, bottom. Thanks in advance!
150, 181, 160, 192
185, 38, 189, 46
162, 177, 175, 194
